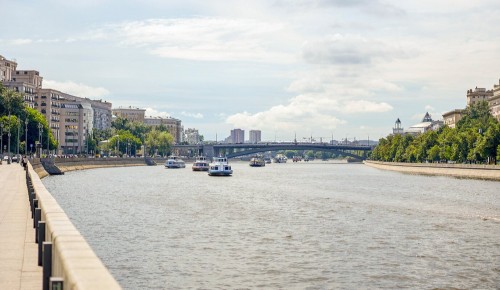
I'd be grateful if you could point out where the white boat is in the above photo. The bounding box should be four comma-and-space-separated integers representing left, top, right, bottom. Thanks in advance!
165, 155, 186, 168
273, 154, 288, 163
249, 156, 266, 167
192, 156, 210, 171
208, 156, 233, 176
264, 157, 272, 164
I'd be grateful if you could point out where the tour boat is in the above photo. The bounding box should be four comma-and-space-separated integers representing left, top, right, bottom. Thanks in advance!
208, 156, 233, 176
264, 157, 272, 164
164, 155, 186, 168
273, 154, 288, 163
249, 156, 266, 167
192, 156, 210, 171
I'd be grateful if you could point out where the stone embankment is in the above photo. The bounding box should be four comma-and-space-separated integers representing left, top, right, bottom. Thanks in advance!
364, 160, 500, 181
25, 161, 122, 289
31, 157, 149, 179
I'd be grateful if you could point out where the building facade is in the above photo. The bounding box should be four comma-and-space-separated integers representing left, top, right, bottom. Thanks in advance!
467, 87, 493, 106
230, 129, 244, 143
91, 99, 113, 130
59, 100, 93, 154
112, 107, 146, 122
37, 88, 63, 146
489, 79, 500, 122
442, 109, 464, 129
144, 116, 183, 144
184, 128, 200, 144
392, 118, 404, 135
249, 130, 261, 143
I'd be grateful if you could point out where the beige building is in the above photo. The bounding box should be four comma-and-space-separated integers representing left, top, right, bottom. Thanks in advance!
489, 79, 500, 122
1, 56, 40, 108
144, 116, 183, 144
37, 88, 64, 145
442, 109, 464, 129
59, 100, 93, 154
467, 87, 493, 106
112, 107, 146, 122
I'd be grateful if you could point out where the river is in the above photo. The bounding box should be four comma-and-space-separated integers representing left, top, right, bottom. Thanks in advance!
42, 161, 500, 289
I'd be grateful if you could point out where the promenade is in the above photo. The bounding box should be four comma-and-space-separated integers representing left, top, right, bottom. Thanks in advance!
0, 163, 42, 289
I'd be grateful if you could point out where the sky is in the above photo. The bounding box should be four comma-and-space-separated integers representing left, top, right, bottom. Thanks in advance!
1, 0, 499, 141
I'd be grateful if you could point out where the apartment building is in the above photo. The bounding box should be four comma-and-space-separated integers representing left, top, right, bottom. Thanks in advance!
467, 87, 493, 106
1, 57, 39, 108
249, 130, 261, 143
91, 99, 113, 130
442, 109, 464, 129
144, 116, 183, 144
184, 128, 200, 144
59, 100, 93, 154
230, 128, 244, 144
489, 79, 500, 122
112, 107, 146, 122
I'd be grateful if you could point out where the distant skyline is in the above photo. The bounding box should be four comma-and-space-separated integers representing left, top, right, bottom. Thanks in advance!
2, 0, 499, 141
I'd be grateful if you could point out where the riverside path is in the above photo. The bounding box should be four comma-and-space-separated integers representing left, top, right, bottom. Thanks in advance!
0, 163, 42, 289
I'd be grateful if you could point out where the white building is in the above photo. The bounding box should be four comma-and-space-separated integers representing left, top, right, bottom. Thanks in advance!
184, 128, 200, 144
405, 112, 443, 135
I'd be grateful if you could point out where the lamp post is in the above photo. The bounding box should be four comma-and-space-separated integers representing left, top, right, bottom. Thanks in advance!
0, 122, 3, 155
25, 119, 28, 154
47, 126, 50, 156
38, 123, 43, 157
16, 119, 20, 155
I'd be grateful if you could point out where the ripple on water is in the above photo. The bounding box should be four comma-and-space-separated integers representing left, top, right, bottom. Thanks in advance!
42, 162, 500, 289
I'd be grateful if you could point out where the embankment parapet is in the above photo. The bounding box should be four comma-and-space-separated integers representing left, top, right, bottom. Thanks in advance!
364, 160, 500, 181
27, 162, 122, 289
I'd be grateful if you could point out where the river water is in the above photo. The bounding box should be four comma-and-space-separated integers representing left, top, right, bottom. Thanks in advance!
43, 161, 500, 289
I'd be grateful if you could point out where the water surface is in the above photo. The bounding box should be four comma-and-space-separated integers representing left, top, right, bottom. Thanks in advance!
43, 162, 500, 289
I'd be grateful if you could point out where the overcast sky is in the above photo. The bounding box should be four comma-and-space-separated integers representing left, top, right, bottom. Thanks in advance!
1, 0, 499, 141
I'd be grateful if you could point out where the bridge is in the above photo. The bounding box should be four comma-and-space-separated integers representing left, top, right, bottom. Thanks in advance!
172, 142, 373, 159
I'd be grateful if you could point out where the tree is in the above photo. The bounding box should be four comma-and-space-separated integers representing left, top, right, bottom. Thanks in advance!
145, 128, 174, 156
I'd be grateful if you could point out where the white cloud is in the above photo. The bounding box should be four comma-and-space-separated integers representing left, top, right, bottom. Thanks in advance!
145, 107, 171, 118
109, 18, 297, 62
43, 80, 110, 98
343, 100, 393, 113
180, 111, 204, 119
10, 39, 32, 45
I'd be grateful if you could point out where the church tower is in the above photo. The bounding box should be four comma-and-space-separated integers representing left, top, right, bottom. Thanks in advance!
393, 118, 404, 135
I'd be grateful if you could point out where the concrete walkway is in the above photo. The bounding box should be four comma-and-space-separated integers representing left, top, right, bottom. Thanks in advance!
0, 162, 42, 290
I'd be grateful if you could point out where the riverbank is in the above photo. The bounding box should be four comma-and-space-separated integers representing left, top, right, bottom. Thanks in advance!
31, 158, 148, 179
364, 160, 500, 181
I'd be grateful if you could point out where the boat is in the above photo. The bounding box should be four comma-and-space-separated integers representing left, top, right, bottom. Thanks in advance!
164, 155, 186, 168
208, 156, 233, 176
264, 157, 272, 164
249, 156, 266, 167
192, 156, 210, 171
273, 154, 288, 163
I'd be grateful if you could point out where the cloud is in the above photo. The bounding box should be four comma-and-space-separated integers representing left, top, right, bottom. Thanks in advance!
43, 80, 110, 98
180, 111, 204, 119
109, 18, 296, 62
302, 34, 407, 65
10, 39, 33, 45
145, 107, 171, 118
225, 91, 392, 133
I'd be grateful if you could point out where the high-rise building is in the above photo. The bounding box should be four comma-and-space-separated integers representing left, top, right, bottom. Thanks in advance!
249, 130, 261, 143
230, 129, 244, 144
91, 99, 113, 130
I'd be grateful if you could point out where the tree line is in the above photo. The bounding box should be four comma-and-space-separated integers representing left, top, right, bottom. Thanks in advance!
370, 101, 500, 164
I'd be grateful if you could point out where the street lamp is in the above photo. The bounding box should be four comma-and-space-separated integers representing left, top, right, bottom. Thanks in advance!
47, 126, 50, 156
38, 123, 43, 157
16, 119, 20, 155
25, 119, 28, 155
0, 122, 3, 155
